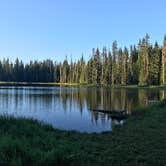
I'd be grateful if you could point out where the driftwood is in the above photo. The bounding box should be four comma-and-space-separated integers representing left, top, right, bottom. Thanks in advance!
110, 114, 128, 120
144, 100, 159, 104
89, 109, 126, 114
89, 109, 128, 120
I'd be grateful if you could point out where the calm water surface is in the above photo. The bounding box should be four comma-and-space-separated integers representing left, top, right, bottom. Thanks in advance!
0, 86, 165, 133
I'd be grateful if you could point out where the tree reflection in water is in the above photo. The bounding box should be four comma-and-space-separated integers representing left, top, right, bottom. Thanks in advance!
0, 86, 165, 132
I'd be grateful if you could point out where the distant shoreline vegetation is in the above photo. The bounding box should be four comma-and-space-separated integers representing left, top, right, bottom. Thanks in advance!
0, 82, 166, 89
0, 34, 166, 86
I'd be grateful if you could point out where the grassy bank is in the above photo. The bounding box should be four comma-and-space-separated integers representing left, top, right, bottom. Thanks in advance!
0, 100, 166, 166
0, 81, 166, 89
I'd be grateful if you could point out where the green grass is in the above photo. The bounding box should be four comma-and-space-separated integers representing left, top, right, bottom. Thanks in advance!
0, 100, 166, 166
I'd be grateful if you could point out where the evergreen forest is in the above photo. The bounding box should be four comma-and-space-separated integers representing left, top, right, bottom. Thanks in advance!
0, 34, 166, 85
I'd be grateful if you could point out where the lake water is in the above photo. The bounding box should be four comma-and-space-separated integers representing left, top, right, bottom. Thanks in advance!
0, 86, 165, 133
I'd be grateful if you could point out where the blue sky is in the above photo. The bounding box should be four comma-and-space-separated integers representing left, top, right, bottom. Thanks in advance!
0, 0, 165, 62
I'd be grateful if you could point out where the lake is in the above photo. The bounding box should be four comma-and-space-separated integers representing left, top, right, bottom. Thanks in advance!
0, 86, 165, 133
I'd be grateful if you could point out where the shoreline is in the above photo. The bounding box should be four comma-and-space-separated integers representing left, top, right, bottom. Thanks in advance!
0, 81, 166, 89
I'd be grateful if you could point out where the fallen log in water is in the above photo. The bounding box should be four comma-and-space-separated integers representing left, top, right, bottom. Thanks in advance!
89, 109, 126, 114
110, 114, 128, 120
144, 100, 159, 104
89, 109, 128, 120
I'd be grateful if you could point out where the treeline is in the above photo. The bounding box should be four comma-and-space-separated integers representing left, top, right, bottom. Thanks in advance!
0, 34, 166, 85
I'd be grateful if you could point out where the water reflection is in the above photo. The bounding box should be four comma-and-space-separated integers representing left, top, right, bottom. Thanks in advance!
0, 86, 165, 133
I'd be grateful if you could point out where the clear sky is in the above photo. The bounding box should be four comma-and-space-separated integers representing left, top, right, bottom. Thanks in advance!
0, 0, 166, 62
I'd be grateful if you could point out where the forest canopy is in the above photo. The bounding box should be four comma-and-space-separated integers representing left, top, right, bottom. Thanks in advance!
0, 34, 166, 85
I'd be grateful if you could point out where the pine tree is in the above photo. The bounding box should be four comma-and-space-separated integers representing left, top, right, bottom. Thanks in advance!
149, 42, 161, 85
68, 58, 73, 83
80, 55, 86, 83
117, 48, 123, 84
54, 62, 60, 82
101, 47, 107, 84
13, 58, 20, 81
121, 47, 129, 85
128, 45, 138, 84
161, 35, 166, 85
92, 48, 101, 84
138, 34, 150, 85
60, 57, 69, 83
106, 50, 112, 84
112, 41, 118, 85
0, 61, 3, 81
87, 58, 93, 84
